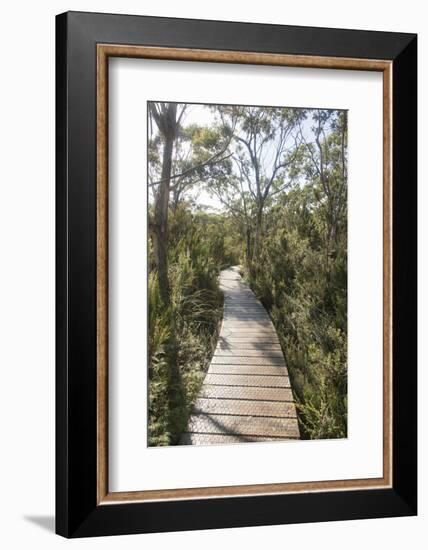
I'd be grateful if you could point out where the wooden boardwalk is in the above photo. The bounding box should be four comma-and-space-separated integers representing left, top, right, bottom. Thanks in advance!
180, 266, 300, 445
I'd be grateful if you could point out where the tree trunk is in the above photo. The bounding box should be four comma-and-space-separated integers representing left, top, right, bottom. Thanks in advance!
252, 204, 263, 261
152, 126, 175, 306
245, 226, 251, 264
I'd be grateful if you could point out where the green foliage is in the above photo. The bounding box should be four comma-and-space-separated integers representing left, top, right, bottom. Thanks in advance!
246, 182, 347, 439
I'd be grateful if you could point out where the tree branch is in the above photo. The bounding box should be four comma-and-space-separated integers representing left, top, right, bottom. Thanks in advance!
149, 149, 233, 188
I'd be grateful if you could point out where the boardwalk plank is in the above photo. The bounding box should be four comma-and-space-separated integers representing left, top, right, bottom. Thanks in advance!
217, 341, 282, 347
192, 398, 297, 418
186, 413, 300, 438
213, 349, 284, 357
221, 331, 279, 337
211, 356, 286, 366
200, 383, 294, 402
180, 434, 298, 445
218, 349, 282, 354
204, 373, 290, 388
208, 364, 288, 376
222, 324, 276, 328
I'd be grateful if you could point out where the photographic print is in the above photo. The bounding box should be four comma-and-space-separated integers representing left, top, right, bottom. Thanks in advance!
148, 101, 348, 447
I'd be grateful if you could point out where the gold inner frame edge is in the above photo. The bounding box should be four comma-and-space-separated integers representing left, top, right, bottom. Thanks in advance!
96, 44, 393, 505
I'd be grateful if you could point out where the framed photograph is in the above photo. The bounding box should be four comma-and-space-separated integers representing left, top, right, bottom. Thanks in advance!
56, 11, 417, 537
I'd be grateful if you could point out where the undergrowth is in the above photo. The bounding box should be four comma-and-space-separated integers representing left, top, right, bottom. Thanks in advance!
245, 193, 348, 439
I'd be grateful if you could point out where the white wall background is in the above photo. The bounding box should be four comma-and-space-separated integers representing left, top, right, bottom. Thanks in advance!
0, 0, 424, 547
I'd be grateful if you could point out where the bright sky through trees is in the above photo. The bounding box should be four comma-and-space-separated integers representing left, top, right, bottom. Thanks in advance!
148, 102, 322, 212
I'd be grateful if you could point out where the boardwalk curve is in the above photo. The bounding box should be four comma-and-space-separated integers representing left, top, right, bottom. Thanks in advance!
180, 266, 300, 445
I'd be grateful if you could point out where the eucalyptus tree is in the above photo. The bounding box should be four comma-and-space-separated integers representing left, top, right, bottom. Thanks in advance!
148, 102, 234, 305
206, 161, 254, 263
216, 106, 303, 263
148, 102, 184, 305
298, 109, 348, 273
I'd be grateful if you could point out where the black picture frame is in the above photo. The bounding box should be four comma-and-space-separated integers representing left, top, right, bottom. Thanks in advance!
56, 10, 417, 538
